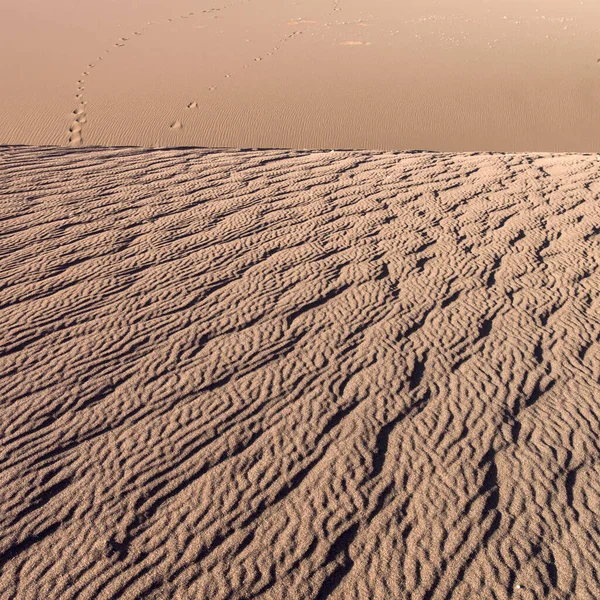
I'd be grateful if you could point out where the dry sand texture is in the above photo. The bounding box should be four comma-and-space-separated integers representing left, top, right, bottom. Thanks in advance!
2, 0, 600, 151
1, 146, 600, 599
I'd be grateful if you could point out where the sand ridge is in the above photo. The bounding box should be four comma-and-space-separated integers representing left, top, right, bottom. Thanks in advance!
1, 146, 599, 599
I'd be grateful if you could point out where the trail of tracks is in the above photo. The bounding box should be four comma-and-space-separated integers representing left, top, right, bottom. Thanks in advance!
1, 146, 599, 599
67, 1, 250, 146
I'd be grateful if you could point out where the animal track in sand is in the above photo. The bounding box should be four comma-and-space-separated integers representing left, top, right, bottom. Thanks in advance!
177, 29, 304, 132
66, 2, 244, 145
67, 108, 86, 145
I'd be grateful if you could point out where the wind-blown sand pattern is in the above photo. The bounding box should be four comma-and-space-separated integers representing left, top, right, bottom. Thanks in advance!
1, 146, 600, 599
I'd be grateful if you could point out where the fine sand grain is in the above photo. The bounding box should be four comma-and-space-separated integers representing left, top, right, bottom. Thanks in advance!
1, 146, 600, 599
2, 0, 600, 151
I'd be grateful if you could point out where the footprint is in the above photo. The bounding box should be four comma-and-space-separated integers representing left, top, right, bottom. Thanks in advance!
68, 115, 84, 145
68, 133, 82, 146
170, 120, 183, 130
187, 102, 198, 109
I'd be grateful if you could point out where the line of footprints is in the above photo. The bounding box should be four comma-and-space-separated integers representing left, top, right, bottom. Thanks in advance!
67, 7, 229, 146
65, 0, 309, 144
171, 28, 304, 132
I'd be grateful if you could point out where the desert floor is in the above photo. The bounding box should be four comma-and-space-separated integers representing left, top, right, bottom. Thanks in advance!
1, 146, 599, 599
2, 0, 600, 151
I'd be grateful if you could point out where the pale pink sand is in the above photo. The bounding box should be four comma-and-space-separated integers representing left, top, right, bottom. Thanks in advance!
1, 0, 600, 150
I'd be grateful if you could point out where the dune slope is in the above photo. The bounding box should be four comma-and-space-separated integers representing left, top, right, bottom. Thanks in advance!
1, 146, 600, 599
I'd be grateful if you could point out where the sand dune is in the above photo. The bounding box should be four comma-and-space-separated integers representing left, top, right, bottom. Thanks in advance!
2, 0, 600, 151
1, 146, 599, 598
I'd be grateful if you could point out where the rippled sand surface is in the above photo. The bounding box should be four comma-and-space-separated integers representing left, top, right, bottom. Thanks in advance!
2, 0, 600, 151
1, 146, 600, 599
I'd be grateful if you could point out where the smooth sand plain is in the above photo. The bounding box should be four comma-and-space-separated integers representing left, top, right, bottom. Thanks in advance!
1, 146, 600, 598
2, 0, 600, 151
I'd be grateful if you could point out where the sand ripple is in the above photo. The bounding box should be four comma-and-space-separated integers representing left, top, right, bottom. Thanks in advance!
0, 147, 599, 599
